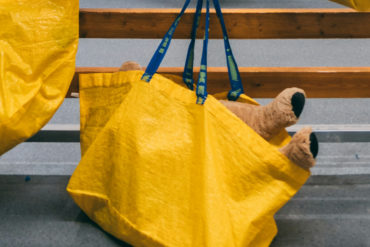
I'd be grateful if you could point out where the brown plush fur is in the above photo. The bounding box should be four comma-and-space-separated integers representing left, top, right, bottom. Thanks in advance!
120, 61, 142, 71
219, 88, 304, 140
280, 127, 316, 170
119, 61, 317, 170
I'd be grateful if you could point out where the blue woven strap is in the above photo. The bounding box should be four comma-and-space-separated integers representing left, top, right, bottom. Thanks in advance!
142, 0, 243, 104
213, 0, 244, 101
182, 0, 245, 100
141, 0, 191, 82
182, 0, 203, 90
195, 0, 210, 105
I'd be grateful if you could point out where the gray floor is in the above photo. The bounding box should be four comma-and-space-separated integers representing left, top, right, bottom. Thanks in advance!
1, 0, 370, 246
1, 175, 370, 247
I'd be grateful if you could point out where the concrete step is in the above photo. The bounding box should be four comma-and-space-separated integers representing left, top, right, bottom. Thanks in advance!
272, 217, 370, 247
22, 124, 370, 143
272, 184, 370, 246
2, 140, 370, 177
0, 175, 369, 247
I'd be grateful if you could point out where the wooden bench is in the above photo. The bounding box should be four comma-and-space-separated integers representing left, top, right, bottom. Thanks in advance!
29, 8, 370, 143
72, 8, 370, 98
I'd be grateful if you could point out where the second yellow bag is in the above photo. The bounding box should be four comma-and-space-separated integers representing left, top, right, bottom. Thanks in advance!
0, 0, 78, 155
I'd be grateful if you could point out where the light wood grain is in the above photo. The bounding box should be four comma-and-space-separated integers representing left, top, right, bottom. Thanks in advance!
79, 8, 370, 39
67, 67, 370, 98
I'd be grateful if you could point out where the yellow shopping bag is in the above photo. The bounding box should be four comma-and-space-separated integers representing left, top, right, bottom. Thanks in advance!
0, 0, 79, 155
68, 0, 310, 246
330, 0, 370, 11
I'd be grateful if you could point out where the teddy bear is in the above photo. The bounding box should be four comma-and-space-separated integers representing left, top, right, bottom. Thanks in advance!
119, 61, 319, 170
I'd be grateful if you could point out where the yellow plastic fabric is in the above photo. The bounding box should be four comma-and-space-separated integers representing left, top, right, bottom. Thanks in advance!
67, 71, 310, 247
0, 0, 79, 155
330, 0, 370, 11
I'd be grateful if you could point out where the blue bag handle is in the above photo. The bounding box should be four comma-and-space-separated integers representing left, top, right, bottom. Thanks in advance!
213, 0, 244, 101
142, 0, 240, 104
141, 0, 209, 105
195, 0, 210, 104
183, 0, 244, 101
141, 0, 192, 83
182, 0, 203, 90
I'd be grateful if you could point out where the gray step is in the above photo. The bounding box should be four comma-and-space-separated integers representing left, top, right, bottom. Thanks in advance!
24, 124, 370, 143
0, 176, 129, 247
272, 217, 370, 247
273, 185, 370, 247
1, 143, 370, 177
1, 175, 369, 247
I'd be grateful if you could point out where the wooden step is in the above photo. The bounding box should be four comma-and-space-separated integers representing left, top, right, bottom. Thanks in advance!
68, 67, 370, 98
79, 9, 370, 39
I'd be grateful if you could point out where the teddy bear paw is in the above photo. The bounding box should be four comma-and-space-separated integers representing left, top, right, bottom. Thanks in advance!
280, 127, 319, 170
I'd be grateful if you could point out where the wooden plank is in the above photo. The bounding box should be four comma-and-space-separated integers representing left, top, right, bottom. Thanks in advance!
68, 67, 370, 98
79, 8, 370, 39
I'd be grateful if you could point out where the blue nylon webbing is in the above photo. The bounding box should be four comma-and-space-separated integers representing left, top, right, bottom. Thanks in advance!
195, 0, 210, 105
142, 0, 243, 104
141, 0, 191, 82
182, 0, 203, 90
212, 0, 244, 101
182, 0, 245, 100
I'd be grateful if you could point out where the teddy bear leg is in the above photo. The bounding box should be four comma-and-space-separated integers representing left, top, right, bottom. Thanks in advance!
279, 127, 319, 170
119, 61, 142, 71
220, 87, 306, 140
258, 87, 306, 139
